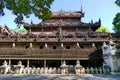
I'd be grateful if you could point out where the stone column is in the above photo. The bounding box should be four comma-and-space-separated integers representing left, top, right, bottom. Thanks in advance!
61, 60, 62, 65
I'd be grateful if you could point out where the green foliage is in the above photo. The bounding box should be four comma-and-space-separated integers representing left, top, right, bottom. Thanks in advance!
115, 0, 120, 6
113, 0, 120, 31
0, 0, 54, 20
96, 25, 109, 32
14, 27, 28, 33
113, 13, 120, 31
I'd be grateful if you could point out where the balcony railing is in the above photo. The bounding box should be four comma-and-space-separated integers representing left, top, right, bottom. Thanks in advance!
0, 48, 95, 58
0, 37, 117, 42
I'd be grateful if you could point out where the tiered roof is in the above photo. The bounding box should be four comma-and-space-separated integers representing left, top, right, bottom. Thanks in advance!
23, 11, 101, 32
51, 11, 84, 18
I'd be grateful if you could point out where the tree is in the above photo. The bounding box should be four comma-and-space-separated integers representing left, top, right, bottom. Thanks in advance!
14, 27, 28, 33
96, 25, 109, 32
113, 0, 120, 31
115, 0, 120, 6
0, 0, 54, 27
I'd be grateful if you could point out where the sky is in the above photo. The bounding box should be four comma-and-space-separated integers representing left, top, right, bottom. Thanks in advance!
0, 0, 119, 32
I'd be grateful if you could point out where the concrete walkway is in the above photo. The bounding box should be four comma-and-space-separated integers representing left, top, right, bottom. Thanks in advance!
0, 74, 120, 80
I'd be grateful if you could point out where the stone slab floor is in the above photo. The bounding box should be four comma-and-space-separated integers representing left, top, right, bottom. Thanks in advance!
0, 74, 119, 80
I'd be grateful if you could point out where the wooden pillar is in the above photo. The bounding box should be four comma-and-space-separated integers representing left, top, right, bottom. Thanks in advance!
9, 59, 11, 66
27, 60, 29, 68
61, 60, 63, 65
95, 60, 97, 67
44, 59, 46, 68
88, 60, 90, 67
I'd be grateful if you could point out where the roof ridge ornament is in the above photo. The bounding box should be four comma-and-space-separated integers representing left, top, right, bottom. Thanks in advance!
60, 9, 64, 12
92, 43, 95, 47
92, 43, 96, 50
77, 42, 80, 48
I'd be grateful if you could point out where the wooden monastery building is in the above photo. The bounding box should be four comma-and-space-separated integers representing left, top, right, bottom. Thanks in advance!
0, 9, 119, 74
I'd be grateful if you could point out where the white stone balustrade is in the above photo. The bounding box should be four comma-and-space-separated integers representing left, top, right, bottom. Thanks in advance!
0, 61, 111, 75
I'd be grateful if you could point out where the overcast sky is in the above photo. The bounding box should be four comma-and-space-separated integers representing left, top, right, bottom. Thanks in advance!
0, 0, 119, 32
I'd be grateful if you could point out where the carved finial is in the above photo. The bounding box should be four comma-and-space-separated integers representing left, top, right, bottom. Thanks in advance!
12, 43, 15, 48
45, 43, 48, 49
109, 39, 113, 44
103, 42, 108, 49
109, 39, 116, 45
92, 43, 95, 47
63, 61, 66, 64
3, 60, 7, 65
103, 42, 107, 46
75, 60, 83, 68
61, 43, 64, 48
60, 9, 63, 12
76, 60, 80, 64
31, 20, 33, 24
28, 27, 31, 33
59, 20, 63, 26
77, 42, 80, 47
99, 18, 101, 23
18, 61, 22, 65
89, 25, 91, 31
30, 43, 32, 48
4, 24, 7, 27
109, 33, 112, 39
92, 43, 96, 50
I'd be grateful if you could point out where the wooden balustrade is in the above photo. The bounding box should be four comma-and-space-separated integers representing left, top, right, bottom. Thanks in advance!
0, 48, 94, 59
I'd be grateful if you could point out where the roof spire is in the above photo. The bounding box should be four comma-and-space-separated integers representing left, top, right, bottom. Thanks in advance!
88, 23, 92, 31
60, 9, 63, 12
81, 6, 83, 12
91, 19, 93, 24
99, 18, 101, 23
